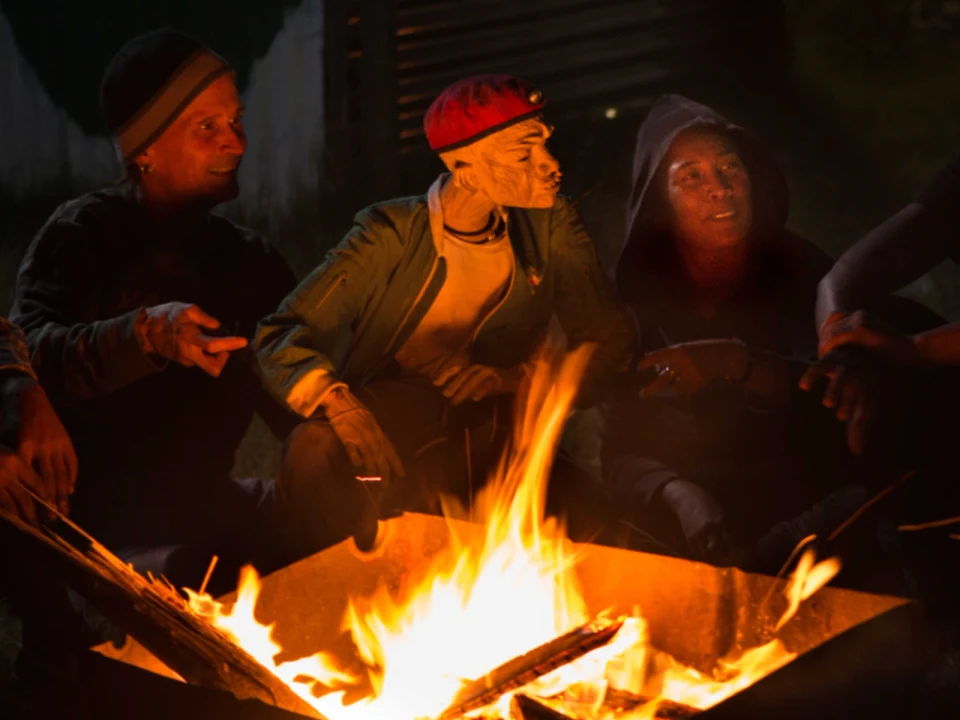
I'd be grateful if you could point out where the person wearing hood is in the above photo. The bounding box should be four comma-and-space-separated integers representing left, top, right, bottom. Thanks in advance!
603, 95, 871, 568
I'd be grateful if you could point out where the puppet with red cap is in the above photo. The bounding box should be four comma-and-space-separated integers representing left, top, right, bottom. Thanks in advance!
257, 75, 633, 552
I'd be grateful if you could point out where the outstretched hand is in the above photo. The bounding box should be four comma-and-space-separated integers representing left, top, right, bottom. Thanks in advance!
137, 302, 247, 377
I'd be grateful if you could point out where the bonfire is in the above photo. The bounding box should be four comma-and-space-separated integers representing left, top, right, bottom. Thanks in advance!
185, 344, 840, 720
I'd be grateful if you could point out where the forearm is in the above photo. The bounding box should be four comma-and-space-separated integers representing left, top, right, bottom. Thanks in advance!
0, 319, 36, 380
913, 322, 960, 365
817, 204, 950, 328
22, 308, 162, 402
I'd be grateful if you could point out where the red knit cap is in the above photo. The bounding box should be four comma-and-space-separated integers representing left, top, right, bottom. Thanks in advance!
424, 75, 546, 154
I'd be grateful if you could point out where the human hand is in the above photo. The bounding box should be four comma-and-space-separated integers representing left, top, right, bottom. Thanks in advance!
637, 339, 749, 397
2, 377, 76, 515
0, 446, 50, 527
433, 364, 524, 406
800, 347, 913, 456
321, 387, 405, 483
137, 302, 247, 377
817, 311, 919, 363
661, 478, 732, 563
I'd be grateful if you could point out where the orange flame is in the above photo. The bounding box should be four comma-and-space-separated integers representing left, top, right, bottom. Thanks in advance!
187, 344, 840, 719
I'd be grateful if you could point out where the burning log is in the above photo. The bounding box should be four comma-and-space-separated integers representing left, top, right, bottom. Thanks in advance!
439, 616, 624, 720
511, 692, 698, 720
0, 504, 324, 719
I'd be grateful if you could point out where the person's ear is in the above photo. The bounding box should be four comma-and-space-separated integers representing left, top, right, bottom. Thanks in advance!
134, 147, 155, 175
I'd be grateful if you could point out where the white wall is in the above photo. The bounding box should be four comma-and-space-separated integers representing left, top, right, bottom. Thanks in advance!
0, 0, 325, 232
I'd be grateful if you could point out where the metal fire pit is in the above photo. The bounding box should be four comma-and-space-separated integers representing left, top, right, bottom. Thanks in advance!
94, 512, 922, 718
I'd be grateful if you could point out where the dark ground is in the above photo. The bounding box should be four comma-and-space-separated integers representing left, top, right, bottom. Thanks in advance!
3, 1, 960, 715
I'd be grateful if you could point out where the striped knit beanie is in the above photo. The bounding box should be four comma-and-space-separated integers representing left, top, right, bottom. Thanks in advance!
100, 29, 234, 165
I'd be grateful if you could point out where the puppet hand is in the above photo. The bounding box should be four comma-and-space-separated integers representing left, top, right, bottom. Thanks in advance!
434, 364, 524, 406
638, 340, 749, 397
137, 302, 248, 378
817, 311, 919, 363
321, 387, 405, 483
2, 377, 76, 515
661, 478, 732, 563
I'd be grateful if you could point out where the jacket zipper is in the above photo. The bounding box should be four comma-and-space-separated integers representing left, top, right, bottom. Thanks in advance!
314, 272, 347, 312
383, 256, 440, 356
469, 257, 517, 347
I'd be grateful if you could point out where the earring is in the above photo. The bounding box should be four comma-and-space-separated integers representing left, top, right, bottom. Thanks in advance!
139, 163, 152, 174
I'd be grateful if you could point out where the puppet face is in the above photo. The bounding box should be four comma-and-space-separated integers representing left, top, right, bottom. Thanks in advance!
460, 118, 562, 209
663, 126, 753, 249
135, 74, 246, 207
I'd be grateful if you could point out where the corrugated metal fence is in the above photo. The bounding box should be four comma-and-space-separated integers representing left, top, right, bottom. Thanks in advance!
324, 0, 782, 194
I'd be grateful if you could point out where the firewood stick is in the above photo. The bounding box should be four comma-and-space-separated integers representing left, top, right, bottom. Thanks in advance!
439, 616, 625, 720
0, 503, 325, 719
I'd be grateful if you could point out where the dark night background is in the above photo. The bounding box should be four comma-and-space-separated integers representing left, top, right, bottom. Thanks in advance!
2, 0, 960, 706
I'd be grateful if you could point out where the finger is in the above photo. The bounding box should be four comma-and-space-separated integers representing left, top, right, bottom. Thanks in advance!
638, 370, 676, 398
451, 371, 492, 406
36, 455, 58, 505
194, 335, 248, 354
443, 366, 482, 400
468, 375, 497, 403
0, 486, 38, 527
343, 441, 365, 471
798, 362, 830, 391
184, 305, 222, 330
64, 440, 78, 494
434, 364, 462, 388
185, 346, 224, 377
836, 378, 860, 422
52, 454, 71, 515
637, 350, 671, 371
822, 366, 851, 410
206, 351, 232, 376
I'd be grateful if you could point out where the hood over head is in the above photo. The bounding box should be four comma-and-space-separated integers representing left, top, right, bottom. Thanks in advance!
615, 94, 789, 296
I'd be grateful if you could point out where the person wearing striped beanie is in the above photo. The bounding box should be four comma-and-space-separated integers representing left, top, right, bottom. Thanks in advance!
10, 29, 299, 597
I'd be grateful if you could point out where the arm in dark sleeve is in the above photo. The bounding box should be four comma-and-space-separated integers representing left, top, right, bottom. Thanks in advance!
0, 318, 36, 380
816, 155, 960, 328
11, 220, 161, 404
551, 198, 634, 408
601, 392, 682, 508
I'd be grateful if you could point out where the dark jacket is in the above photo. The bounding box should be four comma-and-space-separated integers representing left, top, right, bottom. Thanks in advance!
604, 95, 853, 538
256, 175, 632, 413
0, 318, 34, 380
11, 184, 296, 547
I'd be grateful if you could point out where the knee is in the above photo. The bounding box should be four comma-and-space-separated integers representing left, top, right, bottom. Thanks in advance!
282, 420, 345, 475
